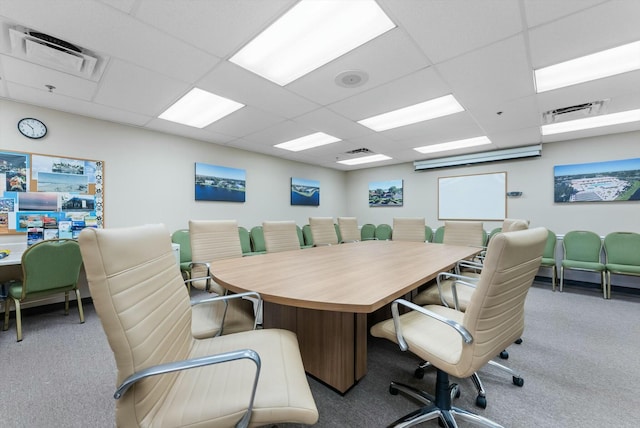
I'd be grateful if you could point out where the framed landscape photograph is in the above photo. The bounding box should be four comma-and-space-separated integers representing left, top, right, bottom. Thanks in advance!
291, 177, 320, 206
369, 179, 403, 206
195, 163, 246, 202
554, 158, 640, 203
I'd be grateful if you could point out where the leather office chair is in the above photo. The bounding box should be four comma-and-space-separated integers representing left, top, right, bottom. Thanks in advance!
188, 220, 257, 338
392, 217, 426, 242
603, 231, 640, 299
337, 217, 360, 243
262, 221, 301, 253
308, 217, 339, 246
3, 239, 85, 342
171, 229, 192, 280
370, 227, 547, 427
442, 220, 485, 247
375, 223, 393, 240
78, 224, 318, 428
560, 230, 606, 298
539, 229, 558, 291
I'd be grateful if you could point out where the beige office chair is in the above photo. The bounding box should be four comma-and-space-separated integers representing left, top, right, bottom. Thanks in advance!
392, 217, 426, 242
308, 216, 339, 246
442, 220, 485, 247
337, 217, 360, 243
78, 224, 318, 428
188, 219, 257, 338
371, 227, 547, 427
262, 221, 301, 253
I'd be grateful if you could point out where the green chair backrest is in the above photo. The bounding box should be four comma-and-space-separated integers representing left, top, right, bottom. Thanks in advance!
563, 230, 602, 262
249, 226, 266, 253
375, 223, 392, 240
543, 229, 557, 259
604, 232, 640, 265
360, 223, 376, 240
334, 223, 342, 243
488, 227, 502, 244
238, 226, 252, 254
296, 225, 306, 247
171, 229, 191, 263
424, 226, 433, 243
432, 226, 445, 243
302, 224, 314, 246
21, 239, 83, 298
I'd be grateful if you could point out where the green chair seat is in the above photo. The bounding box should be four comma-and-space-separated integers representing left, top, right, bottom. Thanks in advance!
561, 260, 605, 271
605, 263, 640, 275
604, 232, 640, 298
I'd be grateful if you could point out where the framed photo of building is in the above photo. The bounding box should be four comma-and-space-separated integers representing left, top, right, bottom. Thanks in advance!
369, 179, 403, 206
554, 158, 640, 203
195, 163, 246, 202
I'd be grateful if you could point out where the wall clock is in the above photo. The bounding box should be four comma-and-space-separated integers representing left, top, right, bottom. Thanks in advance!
18, 117, 47, 139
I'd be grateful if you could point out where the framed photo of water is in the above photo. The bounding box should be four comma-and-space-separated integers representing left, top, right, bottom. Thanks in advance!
195, 163, 246, 202
291, 177, 319, 206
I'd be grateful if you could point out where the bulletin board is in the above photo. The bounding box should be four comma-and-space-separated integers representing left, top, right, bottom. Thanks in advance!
0, 150, 103, 241
438, 172, 506, 220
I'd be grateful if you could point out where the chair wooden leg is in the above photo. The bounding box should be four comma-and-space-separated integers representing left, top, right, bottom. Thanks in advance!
75, 289, 85, 323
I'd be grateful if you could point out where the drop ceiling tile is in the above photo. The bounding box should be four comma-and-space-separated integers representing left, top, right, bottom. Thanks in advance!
205, 106, 286, 139
93, 59, 190, 115
286, 28, 431, 106
529, 0, 640, 68
523, 0, 607, 28
292, 108, 372, 140
381, 0, 522, 63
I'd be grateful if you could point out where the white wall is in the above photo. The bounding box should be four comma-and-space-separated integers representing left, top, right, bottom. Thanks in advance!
0, 99, 348, 238
345, 130, 640, 237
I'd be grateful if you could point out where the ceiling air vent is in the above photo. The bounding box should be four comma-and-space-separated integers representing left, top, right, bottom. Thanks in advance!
7, 26, 107, 81
345, 147, 375, 155
542, 99, 608, 124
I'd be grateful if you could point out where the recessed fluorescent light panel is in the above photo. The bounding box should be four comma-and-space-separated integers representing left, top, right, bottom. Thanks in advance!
337, 154, 392, 165
229, 0, 395, 86
358, 94, 465, 132
158, 88, 244, 128
414, 136, 492, 154
274, 132, 341, 152
541, 108, 640, 135
534, 40, 640, 93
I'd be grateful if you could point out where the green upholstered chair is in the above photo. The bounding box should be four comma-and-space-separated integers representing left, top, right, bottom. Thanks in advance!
560, 230, 606, 298
360, 223, 376, 241
302, 224, 314, 247
334, 223, 342, 244
604, 232, 640, 299
432, 226, 445, 243
171, 229, 192, 279
249, 226, 267, 255
3, 239, 85, 341
296, 225, 313, 249
424, 226, 433, 243
239, 226, 262, 256
374, 223, 392, 240
539, 229, 558, 291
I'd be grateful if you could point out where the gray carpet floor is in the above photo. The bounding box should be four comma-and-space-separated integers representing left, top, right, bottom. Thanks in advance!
1, 281, 639, 427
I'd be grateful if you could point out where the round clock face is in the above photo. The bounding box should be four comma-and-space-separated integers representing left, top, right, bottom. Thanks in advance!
18, 118, 47, 139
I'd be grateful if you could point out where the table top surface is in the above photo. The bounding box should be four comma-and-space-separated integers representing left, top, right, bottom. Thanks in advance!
211, 240, 479, 313
0, 243, 27, 266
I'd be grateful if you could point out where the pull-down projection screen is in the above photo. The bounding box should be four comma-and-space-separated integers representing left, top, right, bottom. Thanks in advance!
438, 172, 506, 220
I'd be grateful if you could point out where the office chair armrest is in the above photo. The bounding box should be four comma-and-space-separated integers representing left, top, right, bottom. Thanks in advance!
191, 291, 263, 330
186, 261, 212, 291
390, 298, 473, 352
115, 349, 261, 426
456, 259, 483, 272
436, 272, 478, 309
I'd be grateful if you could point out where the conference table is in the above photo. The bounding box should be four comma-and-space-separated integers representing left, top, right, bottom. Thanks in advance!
211, 240, 479, 393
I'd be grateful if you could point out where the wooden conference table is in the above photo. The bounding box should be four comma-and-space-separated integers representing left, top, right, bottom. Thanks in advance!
212, 240, 479, 393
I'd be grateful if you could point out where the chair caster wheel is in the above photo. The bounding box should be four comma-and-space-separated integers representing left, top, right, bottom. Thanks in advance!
513, 376, 524, 387
499, 350, 509, 359
449, 384, 461, 399
389, 385, 399, 395
515, 338, 523, 345
475, 395, 487, 409
414, 367, 425, 379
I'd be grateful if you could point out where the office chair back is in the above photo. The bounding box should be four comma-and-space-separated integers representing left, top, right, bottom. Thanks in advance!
432, 226, 445, 243
392, 217, 426, 242
563, 230, 602, 263
309, 217, 339, 245
338, 217, 360, 242
442, 221, 485, 247
459, 227, 547, 375
604, 231, 640, 267
262, 221, 301, 253
301, 224, 314, 246
171, 229, 192, 278
189, 220, 243, 294
374, 223, 392, 240
502, 218, 529, 232
360, 223, 376, 240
